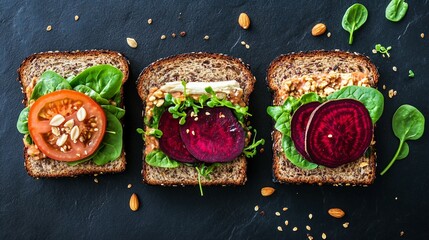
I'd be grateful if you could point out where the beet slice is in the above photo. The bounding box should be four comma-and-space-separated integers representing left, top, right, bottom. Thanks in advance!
158, 111, 197, 163
291, 102, 321, 160
305, 99, 373, 168
179, 107, 245, 163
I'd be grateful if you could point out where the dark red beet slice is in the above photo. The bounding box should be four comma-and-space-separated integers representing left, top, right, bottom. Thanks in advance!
179, 107, 245, 163
291, 102, 321, 160
305, 99, 373, 168
158, 111, 197, 163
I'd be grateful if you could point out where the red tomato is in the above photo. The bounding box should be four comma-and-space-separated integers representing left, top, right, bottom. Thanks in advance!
28, 90, 106, 161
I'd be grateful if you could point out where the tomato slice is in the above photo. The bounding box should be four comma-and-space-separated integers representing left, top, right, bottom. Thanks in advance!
28, 90, 106, 161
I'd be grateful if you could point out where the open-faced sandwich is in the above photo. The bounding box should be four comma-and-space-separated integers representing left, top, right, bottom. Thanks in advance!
267, 50, 384, 185
16, 50, 129, 177
137, 53, 264, 195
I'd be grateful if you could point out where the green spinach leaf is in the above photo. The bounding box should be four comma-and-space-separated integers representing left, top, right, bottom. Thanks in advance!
73, 85, 110, 104
342, 3, 368, 45
69, 65, 123, 99
30, 71, 72, 100
101, 105, 125, 120
397, 142, 409, 160
380, 105, 425, 175
92, 110, 123, 165
327, 86, 384, 123
145, 149, 180, 168
17, 107, 30, 134
386, 0, 408, 22
282, 135, 318, 170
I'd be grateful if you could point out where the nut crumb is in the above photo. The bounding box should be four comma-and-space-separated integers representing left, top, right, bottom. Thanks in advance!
395, 197, 398, 200
388, 89, 396, 98
254, 205, 259, 211
180, 31, 186, 37
306, 225, 311, 231
127, 184, 132, 189
147, 18, 153, 24
94, 178, 98, 183
241, 41, 246, 45
292, 227, 298, 232
160, 35, 166, 40
307, 234, 314, 240
392, 66, 398, 72
259, 210, 265, 216
282, 207, 288, 211
203, 35, 209, 40
421, 33, 425, 38
46, 25, 52, 31
308, 213, 313, 219
400, 231, 405, 237
275, 211, 280, 216
322, 233, 327, 239
343, 222, 349, 228
327, 32, 331, 37
277, 226, 283, 232
74, 15, 79, 21
259, 147, 264, 153
171, 33, 176, 38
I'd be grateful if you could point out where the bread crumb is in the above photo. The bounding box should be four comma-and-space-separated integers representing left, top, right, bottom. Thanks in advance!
148, 18, 153, 24
322, 233, 327, 239
284, 220, 289, 226
94, 178, 98, 183
245, 44, 250, 49
282, 207, 288, 212
161, 35, 166, 40
259, 147, 264, 153
275, 211, 280, 216
292, 227, 298, 232
421, 33, 425, 38
327, 32, 331, 37
241, 41, 246, 45
306, 225, 311, 231
277, 226, 283, 232
46, 25, 52, 31
74, 15, 79, 21
127, 184, 132, 189
392, 66, 397, 72
254, 205, 259, 211
343, 222, 349, 228
203, 35, 209, 40
308, 213, 313, 219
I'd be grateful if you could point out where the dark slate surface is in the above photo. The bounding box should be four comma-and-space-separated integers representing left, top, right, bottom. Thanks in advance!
1, 1, 429, 239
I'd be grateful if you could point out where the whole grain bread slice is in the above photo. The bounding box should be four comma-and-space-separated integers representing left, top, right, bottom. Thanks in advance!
18, 50, 129, 177
137, 52, 256, 186
267, 50, 379, 185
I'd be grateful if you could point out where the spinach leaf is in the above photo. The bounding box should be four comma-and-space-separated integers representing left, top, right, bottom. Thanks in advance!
342, 3, 368, 45
73, 85, 110, 105
282, 135, 318, 170
145, 149, 180, 168
69, 65, 123, 99
386, 0, 408, 22
195, 163, 221, 196
92, 110, 123, 166
380, 105, 425, 175
327, 86, 384, 123
101, 105, 125, 120
30, 71, 71, 100
17, 107, 30, 134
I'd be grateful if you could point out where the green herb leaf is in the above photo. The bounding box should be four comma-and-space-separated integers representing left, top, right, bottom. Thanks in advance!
145, 150, 180, 168
374, 44, 392, 57
101, 105, 125, 120
243, 129, 265, 158
342, 3, 368, 45
17, 107, 30, 134
386, 0, 408, 22
92, 110, 123, 165
327, 86, 384, 124
30, 71, 72, 100
408, 70, 415, 78
73, 85, 110, 104
68, 65, 123, 99
381, 105, 425, 175
281, 135, 318, 170
195, 163, 221, 196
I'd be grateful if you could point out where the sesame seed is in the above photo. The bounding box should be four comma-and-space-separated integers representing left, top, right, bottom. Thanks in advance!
382, 84, 386, 90
277, 226, 283, 232
186, 129, 190, 134
327, 32, 331, 37
395, 197, 398, 200
161, 35, 166, 40
307, 234, 314, 240
327, 134, 333, 138
194, 117, 198, 121
205, 111, 210, 115
308, 213, 313, 219
203, 35, 209, 40
342, 222, 349, 228
372, 49, 377, 54
46, 25, 52, 31
241, 41, 246, 45
284, 220, 289, 226
94, 178, 99, 183
254, 205, 259, 211
392, 66, 397, 72
282, 207, 288, 211
322, 233, 327, 239
306, 225, 311, 231
191, 130, 195, 135
275, 212, 280, 216
421, 33, 425, 38
245, 44, 250, 49
400, 231, 405, 236
292, 227, 298, 232
147, 18, 153, 24
127, 184, 132, 189
74, 15, 79, 21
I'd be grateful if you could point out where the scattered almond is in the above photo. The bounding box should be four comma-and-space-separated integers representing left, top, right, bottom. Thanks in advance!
261, 187, 275, 196
238, 13, 251, 30
328, 208, 345, 218
129, 193, 139, 211
311, 23, 326, 36
126, 38, 138, 48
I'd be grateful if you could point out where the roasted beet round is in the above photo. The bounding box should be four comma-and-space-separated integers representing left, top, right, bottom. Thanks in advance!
158, 111, 197, 163
305, 99, 373, 168
179, 107, 245, 163
291, 102, 321, 160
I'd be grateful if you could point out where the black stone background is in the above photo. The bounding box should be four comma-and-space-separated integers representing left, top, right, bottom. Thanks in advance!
1, 1, 429, 239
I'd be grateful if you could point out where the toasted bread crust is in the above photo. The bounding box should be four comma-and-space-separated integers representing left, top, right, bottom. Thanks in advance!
267, 50, 379, 185
137, 52, 256, 186
18, 50, 129, 178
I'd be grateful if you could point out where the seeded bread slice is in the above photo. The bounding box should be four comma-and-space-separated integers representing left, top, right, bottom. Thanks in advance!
267, 50, 379, 185
137, 52, 256, 186
18, 50, 129, 178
